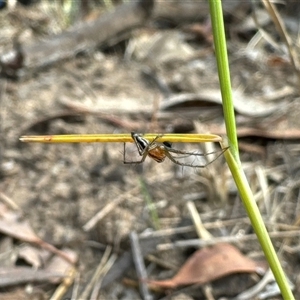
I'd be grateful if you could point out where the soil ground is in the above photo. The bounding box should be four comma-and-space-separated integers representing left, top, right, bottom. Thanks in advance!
0, 1, 300, 299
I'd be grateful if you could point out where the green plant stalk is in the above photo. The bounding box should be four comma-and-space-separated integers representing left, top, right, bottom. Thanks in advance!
223, 148, 294, 299
208, 0, 239, 161
209, 0, 294, 298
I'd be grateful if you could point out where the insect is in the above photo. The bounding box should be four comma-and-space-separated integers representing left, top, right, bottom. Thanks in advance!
123, 132, 228, 168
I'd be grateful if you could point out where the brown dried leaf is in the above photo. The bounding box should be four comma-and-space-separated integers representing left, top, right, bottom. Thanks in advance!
18, 245, 45, 269
0, 219, 40, 243
0, 218, 76, 264
0, 236, 16, 268
161, 89, 281, 117
148, 243, 266, 289
46, 248, 78, 273
195, 95, 300, 140
45, 248, 78, 284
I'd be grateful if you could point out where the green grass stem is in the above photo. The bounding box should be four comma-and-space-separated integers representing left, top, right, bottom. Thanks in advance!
208, 0, 294, 298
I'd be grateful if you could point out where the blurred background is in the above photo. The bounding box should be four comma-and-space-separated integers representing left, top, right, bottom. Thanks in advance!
0, 0, 300, 299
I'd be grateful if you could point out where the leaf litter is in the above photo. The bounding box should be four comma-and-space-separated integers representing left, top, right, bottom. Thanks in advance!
147, 243, 267, 289
0, 0, 300, 299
